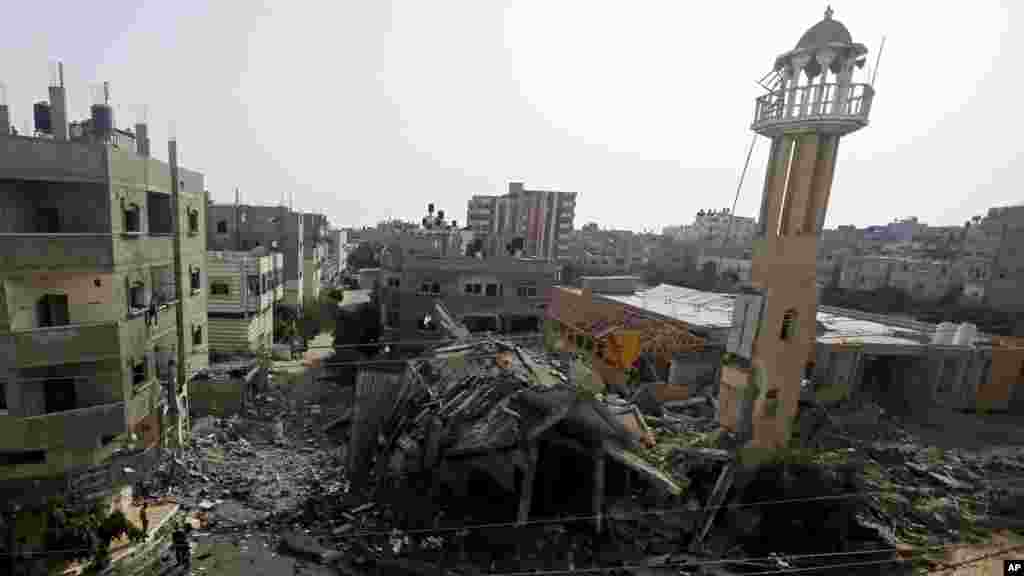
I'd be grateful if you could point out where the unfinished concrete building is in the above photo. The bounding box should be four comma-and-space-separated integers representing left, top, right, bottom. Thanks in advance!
207, 203, 304, 317
0, 72, 208, 501
206, 249, 283, 355
378, 245, 561, 341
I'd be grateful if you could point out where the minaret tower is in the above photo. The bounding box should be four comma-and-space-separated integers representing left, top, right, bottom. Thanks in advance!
722, 7, 875, 450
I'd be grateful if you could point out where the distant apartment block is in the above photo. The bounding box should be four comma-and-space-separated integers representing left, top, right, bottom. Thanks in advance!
467, 182, 576, 261
302, 213, 330, 305
207, 204, 304, 315
0, 77, 208, 497
378, 246, 561, 338
206, 250, 283, 355
665, 209, 757, 245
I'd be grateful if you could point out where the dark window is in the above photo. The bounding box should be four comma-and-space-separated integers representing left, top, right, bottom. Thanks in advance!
36, 208, 61, 233
517, 286, 538, 298
124, 204, 141, 233
188, 209, 199, 236
191, 268, 201, 293
216, 220, 228, 234
485, 283, 499, 297
765, 389, 779, 400
432, 282, 440, 294
132, 358, 148, 385
464, 283, 482, 295
387, 310, 400, 327
210, 282, 230, 296
147, 192, 173, 234
248, 275, 260, 296
780, 309, 797, 341
0, 450, 46, 466
44, 376, 77, 413
36, 294, 70, 328
193, 325, 203, 346
0, 380, 6, 411
387, 278, 400, 288
129, 283, 146, 310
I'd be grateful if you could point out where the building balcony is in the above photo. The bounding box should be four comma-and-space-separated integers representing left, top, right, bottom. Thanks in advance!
115, 234, 174, 266
0, 233, 116, 272
752, 82, 874, 137
0, 401, 127, 452
10, 322, 123, 369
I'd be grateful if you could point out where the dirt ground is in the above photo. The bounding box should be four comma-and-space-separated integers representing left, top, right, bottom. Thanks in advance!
927, 530, 1024, 575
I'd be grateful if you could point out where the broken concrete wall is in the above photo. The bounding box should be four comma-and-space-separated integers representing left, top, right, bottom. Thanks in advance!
669, 347, 722, 396
350, 366, 407, 493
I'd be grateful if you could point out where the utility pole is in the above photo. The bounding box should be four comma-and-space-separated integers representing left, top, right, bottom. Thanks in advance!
169, 137, 188, 450
234, 187, 241, 251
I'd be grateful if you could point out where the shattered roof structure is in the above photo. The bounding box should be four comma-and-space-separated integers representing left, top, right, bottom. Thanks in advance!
370, 338, 704, 498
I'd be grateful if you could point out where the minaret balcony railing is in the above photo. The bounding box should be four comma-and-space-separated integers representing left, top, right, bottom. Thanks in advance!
753, 82, 874, 135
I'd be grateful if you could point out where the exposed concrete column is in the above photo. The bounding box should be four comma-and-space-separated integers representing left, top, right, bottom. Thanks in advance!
48, 85, 68, 141
814, 49, 836, 115
134, 123, 150, 156
835, 58, 856, 114
791, 54, 812, 118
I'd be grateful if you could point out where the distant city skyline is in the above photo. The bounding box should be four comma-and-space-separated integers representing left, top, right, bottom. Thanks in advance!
3, 1, 1018, 231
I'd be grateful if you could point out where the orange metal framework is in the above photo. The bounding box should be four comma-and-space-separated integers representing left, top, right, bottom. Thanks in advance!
547, 287, 705, 374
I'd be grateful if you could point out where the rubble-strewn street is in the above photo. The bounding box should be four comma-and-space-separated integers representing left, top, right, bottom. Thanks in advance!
131, 335, 1024, 576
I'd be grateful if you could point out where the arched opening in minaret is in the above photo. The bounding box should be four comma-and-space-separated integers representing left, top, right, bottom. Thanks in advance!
780, 308, 798, 340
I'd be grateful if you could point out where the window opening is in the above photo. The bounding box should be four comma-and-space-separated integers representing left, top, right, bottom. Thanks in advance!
780, 308, 797, 341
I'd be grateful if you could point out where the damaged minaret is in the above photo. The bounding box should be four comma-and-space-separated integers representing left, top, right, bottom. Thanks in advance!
720, 6, 875, 450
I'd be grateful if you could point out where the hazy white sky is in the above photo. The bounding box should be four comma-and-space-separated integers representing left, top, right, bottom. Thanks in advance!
2, 1, 1019, 232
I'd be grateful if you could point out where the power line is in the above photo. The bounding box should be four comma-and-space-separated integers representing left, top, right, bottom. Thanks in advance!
271, 486, 1006, 541
296, 332, 545, 351
472, 543, 964, 576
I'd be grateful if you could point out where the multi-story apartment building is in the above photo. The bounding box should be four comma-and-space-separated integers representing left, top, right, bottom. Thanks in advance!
206, 250, 283, 355
0, 78, 208, 504
987, 205, 1024, 314
469, 182, 577, 261
466, 195, 496, 233
665, 210, 757, 245
378, 246, 561, 338
302, 213, 329, 305
837, 255, 963, 300
207, 204, 304, 316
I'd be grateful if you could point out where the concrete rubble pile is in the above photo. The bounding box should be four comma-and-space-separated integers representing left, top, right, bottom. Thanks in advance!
339, 338, 742, 570
784, 400, 1024, 559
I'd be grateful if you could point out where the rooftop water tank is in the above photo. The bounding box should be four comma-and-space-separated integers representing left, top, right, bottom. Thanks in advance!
932, 322, 957, 346
954, 322, 977, 347
34, 101, 52, 133
90, 103, 113, 140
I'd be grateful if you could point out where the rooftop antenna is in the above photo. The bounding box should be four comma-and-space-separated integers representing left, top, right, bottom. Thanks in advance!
870, 35, 887, 87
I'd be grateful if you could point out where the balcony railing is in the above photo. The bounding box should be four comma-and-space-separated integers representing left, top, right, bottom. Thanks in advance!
11, 322, 122, 368
0, 233, 116, 271
753, 82, 874, 134
0, 401, 127, 452
114, 234, 174, 265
